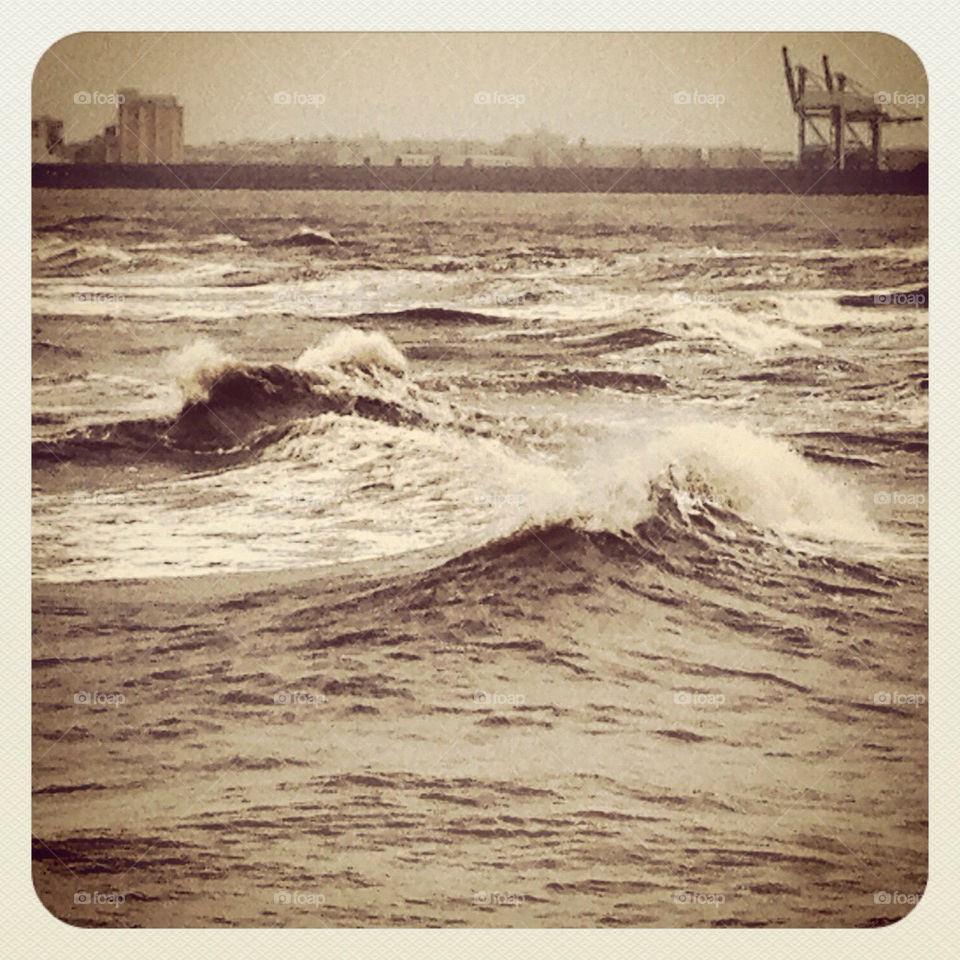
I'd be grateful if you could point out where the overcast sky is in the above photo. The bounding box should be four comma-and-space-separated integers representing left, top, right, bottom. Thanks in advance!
33, 32, 928, 151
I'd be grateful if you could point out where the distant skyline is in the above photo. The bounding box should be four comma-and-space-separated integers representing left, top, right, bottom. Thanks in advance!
33, 33, 928, 151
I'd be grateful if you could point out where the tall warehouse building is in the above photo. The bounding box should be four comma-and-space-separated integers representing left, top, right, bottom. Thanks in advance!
107, 89, 184, 164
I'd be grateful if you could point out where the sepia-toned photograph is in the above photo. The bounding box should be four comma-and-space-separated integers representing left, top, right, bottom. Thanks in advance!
31, 32, 927, 928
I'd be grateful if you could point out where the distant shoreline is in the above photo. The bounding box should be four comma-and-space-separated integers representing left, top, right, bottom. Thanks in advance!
33, 162, 928, 195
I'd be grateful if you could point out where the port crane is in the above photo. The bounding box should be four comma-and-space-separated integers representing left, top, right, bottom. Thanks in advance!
781, 46, 923, 170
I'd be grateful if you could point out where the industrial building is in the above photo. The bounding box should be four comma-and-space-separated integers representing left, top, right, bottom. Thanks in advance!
644, 145, 704, 169
885, 149, 928, 172
502, 129, 568, 167
462, 154, 527, 167
760, 150, 797, 170
394, 153, 436, 166
706, 146, 764, 169
583, 145, 644, 168
105, 89, 184, 164
31, 116, 64, 163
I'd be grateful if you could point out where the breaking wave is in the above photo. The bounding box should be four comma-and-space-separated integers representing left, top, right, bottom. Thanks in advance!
33, 329, 438, 466
491, 422, 879, 547
663, 304, 822, 356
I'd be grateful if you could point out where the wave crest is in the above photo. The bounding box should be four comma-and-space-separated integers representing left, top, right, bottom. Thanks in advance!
295, 328, 407, 376
492, 422, 878, 548
34, 329, 434, 465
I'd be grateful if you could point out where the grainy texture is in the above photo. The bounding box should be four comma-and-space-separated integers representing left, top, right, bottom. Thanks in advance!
32, 189, 927, 927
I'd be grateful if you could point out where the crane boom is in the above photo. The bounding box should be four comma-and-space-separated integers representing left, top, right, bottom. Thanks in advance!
782, 46, 797, 105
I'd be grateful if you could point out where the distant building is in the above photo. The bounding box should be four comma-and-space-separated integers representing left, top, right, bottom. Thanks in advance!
761, 150, 796, 170
333, 137, 391, 165
394, 153, 436, 167
884, 149, 927, 172
32, 116, 64, 163
706, 146, 764, 169
463, 154, 527, 167
842, 147, 875, 172
503, 129, 568, 167
69, 134, 107, 164
584, 145, 643, 168
110, 89, 184, 164
57, 110, 889, 175
799, 144, 831, 171
644, 145, 703, 169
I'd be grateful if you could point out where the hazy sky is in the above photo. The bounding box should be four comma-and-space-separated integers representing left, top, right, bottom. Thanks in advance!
34, 32, 928, 150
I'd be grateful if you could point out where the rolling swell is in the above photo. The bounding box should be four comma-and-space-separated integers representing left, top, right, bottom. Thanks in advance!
347, 306, 510, 325
379, 421, 901, 645
383, 470, 913, 671
503, 370, 667, 394
431, 479, 774, 586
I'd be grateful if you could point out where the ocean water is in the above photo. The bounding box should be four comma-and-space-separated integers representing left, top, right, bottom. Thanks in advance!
32, 189, 927, 927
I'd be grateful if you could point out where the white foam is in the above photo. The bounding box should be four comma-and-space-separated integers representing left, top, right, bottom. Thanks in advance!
296, 328, 407, 376
665, 303, 822, 355
500, 421, 879, 547
170, 339, 237, 404
776, 292, 928, 328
